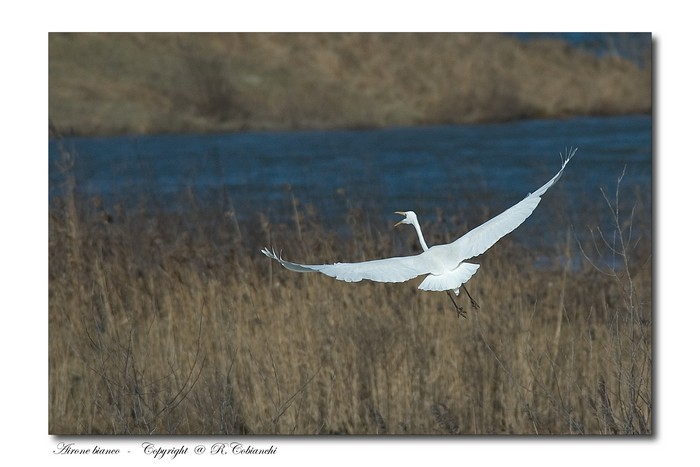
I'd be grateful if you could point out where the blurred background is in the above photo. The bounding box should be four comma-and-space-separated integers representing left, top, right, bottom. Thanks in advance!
49, 32, 651, 237
49, 33, 650, 135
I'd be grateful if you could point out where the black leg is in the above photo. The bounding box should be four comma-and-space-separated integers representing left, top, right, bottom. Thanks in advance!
461, 284, 480, 310
446, 291, 467, 319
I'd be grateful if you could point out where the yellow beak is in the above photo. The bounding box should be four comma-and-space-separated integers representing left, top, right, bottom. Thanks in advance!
394, 211, 406, 227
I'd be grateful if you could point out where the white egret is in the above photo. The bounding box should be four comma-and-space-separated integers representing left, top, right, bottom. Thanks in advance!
262, 148, 576, 317
394, 209, 481, 312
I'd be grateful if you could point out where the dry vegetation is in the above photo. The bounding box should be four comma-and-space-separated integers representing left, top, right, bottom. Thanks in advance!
49, 148, 652, 435
49, 33, 651, 136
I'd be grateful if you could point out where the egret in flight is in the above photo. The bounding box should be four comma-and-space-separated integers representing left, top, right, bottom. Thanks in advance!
393, 209, 481, 312
262, 148, 576, 317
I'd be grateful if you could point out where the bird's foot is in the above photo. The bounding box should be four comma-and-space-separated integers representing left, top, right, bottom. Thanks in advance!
455, 306, 468, 319
461, 285, 480, 310
446, 291, 468, 319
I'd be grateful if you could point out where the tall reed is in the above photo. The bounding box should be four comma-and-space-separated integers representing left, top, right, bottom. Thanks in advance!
49, 150, 651, 434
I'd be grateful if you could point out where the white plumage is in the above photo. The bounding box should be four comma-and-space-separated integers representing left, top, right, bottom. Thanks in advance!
262, 148, 575, 295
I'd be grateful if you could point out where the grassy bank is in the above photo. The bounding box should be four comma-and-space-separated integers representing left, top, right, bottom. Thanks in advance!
49, 33, 651, 136
49, 150, 652, 434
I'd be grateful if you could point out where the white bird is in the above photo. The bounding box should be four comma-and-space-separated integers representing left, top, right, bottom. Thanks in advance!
262, 148, 576, 316
393, 209, 481, 311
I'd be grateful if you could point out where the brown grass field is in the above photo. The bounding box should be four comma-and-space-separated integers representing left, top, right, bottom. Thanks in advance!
48, 148, 652, 435
49, 33, 651, 136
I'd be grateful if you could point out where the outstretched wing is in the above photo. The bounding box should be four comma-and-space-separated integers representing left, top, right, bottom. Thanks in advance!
261, 248, 430, 284
451, 148, 576, 260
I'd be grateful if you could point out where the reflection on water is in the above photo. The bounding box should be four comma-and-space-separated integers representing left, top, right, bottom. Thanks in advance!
49, 115, 651, 257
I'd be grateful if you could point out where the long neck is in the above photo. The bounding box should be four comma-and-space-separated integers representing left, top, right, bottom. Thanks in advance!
411, 218, 430, 252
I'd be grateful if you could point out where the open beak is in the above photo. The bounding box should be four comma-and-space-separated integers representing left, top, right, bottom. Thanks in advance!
394, 211, 406, 227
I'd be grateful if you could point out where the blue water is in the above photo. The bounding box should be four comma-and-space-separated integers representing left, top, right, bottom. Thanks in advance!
49, 115, 651, 251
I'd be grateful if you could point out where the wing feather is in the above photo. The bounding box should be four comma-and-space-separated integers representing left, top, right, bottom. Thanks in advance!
261, 149, 576, 288
261, 248, 429, 284
452, 149, 575, 260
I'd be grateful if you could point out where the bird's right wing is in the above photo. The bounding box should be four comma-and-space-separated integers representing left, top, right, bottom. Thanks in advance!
261, 248, 430, 284
451, 148, 576, 260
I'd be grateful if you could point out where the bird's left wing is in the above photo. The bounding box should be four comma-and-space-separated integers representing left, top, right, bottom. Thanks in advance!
450, 148, 576, 261
261, 248, 430, 284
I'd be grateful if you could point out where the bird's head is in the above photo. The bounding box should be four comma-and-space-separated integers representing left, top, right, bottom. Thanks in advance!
394, 211, 418, 227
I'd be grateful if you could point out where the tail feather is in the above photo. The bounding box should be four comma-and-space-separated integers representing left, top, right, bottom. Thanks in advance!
418, 262, 480, 292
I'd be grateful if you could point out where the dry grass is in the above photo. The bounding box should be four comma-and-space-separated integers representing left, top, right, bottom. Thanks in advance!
49, 33, 651, 136
48, 147, 652, 435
